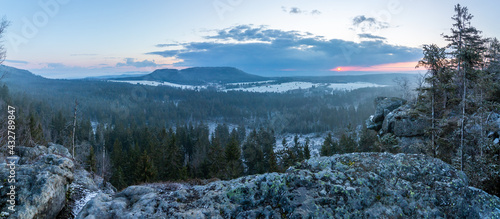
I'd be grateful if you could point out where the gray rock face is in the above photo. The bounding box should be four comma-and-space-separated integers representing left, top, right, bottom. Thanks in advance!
77, 153, 500, 218
487, 112, 500, 145
367, 97, 407, 131
382, 105, 430, 137
48, 142, 73, 158
0, 144, 74, 219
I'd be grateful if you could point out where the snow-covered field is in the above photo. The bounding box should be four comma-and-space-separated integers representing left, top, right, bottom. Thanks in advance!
109, 80, 387, 93
225, 80, 276, 86
225, 82, 386, 93
225, 82, 316, 93
326, 82, 387, 91
109, 80, 206, 90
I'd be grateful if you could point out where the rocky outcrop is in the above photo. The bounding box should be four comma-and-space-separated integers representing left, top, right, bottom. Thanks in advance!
77, 153, 500, 218
0, 144, 74, 219
382, 104, 430, 137
366, 97, 407, 131
487, 112, 500, 145
366, 97, 429, 138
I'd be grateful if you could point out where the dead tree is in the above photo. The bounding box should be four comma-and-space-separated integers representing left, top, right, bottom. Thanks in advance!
72, 99, 78, 158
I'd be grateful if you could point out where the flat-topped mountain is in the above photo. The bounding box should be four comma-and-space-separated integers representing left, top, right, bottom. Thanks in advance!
117, 67, 267, 85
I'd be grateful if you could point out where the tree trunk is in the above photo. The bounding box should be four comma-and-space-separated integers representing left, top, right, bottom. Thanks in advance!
460, 67, 465, 172
72, 99, 78, 158
432, 89, 436, 156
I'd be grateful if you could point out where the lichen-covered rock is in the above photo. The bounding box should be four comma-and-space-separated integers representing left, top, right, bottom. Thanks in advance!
0, 144, 74, 219
48, 143, 72, 158
382, 105, 430, 137
367, 97, 407, 132
77, 153, 500, 218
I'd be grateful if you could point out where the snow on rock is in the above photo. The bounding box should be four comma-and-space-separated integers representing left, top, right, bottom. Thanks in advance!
72, 189, 98, 217
58, 168, 116, 218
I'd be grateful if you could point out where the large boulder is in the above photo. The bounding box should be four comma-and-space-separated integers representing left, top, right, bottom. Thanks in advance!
77, 153, 500, 218
367, 97, 407, 131
382, 105, 430, 137
0, 144, 74, 219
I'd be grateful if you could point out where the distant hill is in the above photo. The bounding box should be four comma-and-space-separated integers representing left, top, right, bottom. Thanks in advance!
83, 73, 149, 80
116, 67, 267, 85
0, 65, 49, 84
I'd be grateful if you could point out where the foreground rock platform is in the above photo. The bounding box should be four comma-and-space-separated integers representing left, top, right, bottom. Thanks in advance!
78, 153, 500, 218
0, 144, 74, 219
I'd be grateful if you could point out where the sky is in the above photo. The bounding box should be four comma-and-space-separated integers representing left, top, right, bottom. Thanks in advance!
0, 0, 499, 79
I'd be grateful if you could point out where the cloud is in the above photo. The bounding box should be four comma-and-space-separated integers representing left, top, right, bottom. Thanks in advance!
116, 58, 158, 68
358, 33, 386, 40
70, 53, 98, 56
282, 7, 321, 15
148, 25, 421, 75
47, 63, 67, 69
289, 7, 302, 14
204, 25, 310, 42
4, 59, 29, 64
352, 15, 390, 32
155, 43, 180, 47
31, 62, 153, 79
310, 10, 322, 15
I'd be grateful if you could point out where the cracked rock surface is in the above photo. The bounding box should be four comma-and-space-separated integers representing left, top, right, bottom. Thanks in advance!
77, 152, 500, 218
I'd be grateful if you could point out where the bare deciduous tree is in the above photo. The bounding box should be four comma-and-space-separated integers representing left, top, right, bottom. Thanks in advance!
0, 17, 10, 81
393, 76, 412, 100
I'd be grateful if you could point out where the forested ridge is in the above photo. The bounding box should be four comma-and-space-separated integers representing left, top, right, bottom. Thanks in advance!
0, 74, 398, 190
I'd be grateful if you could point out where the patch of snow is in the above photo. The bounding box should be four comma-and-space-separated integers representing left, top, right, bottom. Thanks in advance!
72, 189, 99, 217
91, 121, 98, 135
207, 122, 239, 138
275, 133, 328, 158
327, 82, 387, 91
369, 115, 374, 122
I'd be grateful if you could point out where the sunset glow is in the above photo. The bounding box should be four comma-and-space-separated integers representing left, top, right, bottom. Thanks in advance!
331, 61, 420, 73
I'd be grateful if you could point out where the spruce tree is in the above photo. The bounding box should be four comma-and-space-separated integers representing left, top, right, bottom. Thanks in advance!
303, 137, 311, 160
208, 135, 226, 178
87, 145, 97, 173
417, 44, 450, 156
135, 150, 157, 183
225, 130, 243, 179
321, 132, 336, 156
